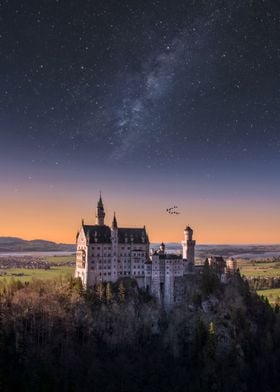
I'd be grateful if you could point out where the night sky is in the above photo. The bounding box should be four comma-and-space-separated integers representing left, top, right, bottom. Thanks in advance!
0, 0, 280, 243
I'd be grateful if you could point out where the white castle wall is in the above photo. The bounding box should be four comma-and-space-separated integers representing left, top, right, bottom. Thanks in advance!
75, 198, 201, 307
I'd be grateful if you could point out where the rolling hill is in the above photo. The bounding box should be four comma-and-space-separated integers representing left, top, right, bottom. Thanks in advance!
0, 237, 75, 252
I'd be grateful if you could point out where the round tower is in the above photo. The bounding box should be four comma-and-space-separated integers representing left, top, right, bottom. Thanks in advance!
226, 257, 237, 272
184, 226, 193, 241
181, 225, 196, 272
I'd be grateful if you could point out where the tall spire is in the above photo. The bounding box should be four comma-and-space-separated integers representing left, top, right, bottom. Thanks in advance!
95, 193, 105, 225
97, 191, 103, 208
112, 211, 118, 230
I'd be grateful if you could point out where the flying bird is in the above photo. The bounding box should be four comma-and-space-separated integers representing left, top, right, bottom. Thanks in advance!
166, 206, 180, 215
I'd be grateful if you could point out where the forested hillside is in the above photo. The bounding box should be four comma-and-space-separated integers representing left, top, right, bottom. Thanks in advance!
0, 270, 279, 392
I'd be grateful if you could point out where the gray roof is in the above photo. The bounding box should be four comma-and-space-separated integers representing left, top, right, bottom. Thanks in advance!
118, 228, 148, 244
83, 225, 111, 243
208, 256, 225, 262
159, 253, 182, 260
82, 225, 149, 244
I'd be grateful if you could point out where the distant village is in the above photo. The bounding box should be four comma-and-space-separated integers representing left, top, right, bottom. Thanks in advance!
0, 256, 74, 276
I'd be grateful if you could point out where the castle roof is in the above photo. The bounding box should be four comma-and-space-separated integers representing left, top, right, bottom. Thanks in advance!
208, 256, 225, 262
82, 225, 149, 244
83, 225, 111, 243
159, 253, 182, 260
97, 194, 104, 208
118, 228, 149, 244
112, 212, 118, 229
206, 256, 226, 269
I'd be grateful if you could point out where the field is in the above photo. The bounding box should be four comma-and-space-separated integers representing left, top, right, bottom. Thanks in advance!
239, 260, 280, 278
42, 255, 76, 265
257, 288, 280, 305
239, 258, 280, 304
0, 255, 75, 283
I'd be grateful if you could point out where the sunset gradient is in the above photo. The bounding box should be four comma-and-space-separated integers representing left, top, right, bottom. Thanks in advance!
0, 1, 279, 245
1, 165, 279, 244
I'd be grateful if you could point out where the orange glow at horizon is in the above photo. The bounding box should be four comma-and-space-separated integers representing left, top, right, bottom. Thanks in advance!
0, 186, 279, 245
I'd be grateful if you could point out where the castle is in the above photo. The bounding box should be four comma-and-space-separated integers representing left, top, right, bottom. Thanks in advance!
75, 195, 236, 306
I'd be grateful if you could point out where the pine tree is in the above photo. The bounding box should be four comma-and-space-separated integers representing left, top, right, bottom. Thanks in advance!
118, 280, 125, 302
207, 321, 216, 359
95, 282, 104, 302
209, 321, 215, 335
263, 331, 273, 354
106, 282, 113, 303
73, 277, 84, 296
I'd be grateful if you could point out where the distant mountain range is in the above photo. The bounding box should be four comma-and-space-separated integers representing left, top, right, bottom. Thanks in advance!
0, 237, 279, 259
0, 237, 75, 252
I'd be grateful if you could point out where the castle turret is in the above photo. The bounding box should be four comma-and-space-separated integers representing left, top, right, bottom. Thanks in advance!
95, 193, 105, 225
111, 212, 118, 282
181, 226, 196, 272
112, 211, 118, 230
226, 257, 237, 273
111, 211, 118, 241
159, 242, 165, 254
185, 226, 193, 241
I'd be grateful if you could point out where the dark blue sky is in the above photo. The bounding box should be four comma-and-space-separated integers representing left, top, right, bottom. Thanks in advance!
0, 0, 280, 243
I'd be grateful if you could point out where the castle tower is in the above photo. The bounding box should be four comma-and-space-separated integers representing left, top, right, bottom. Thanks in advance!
111, 212, 118, 282
159, 242, 165, 254
112, 211, 118, 230
95, 193, 105, 225
181, 226, 196, 270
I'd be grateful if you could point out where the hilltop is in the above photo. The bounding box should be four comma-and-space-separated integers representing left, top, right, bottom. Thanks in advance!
0, 237, 75, 252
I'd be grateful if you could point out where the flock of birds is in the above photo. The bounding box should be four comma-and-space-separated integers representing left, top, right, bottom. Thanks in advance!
166, 205, 180, 215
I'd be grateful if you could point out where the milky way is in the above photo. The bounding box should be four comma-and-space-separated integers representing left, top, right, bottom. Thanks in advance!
0, 0, 280, 179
